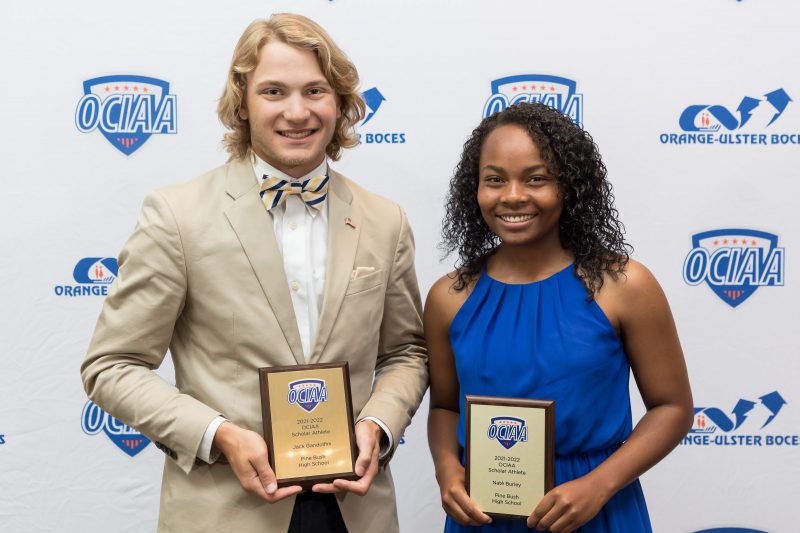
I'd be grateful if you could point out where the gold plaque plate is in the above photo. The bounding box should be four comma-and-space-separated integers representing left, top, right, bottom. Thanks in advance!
466, 395, 555, 519
259, 363, 357, 488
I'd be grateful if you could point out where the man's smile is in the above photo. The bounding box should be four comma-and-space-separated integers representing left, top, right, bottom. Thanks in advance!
278, 129, 316, 139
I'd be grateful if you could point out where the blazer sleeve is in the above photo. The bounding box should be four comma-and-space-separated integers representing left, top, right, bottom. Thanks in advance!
80, 191, 221, 474
357, 206, 428, 460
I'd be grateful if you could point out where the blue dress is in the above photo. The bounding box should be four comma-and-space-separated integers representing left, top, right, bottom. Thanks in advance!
446, 264, 651, 532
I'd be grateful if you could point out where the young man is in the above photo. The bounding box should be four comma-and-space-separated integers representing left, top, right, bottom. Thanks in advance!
81, 14, 427, 533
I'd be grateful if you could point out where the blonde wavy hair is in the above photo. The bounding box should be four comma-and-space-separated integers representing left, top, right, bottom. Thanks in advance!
217, 13, 366, 161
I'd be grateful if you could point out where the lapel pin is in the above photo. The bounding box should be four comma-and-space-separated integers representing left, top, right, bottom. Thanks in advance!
345, 217, 357, 229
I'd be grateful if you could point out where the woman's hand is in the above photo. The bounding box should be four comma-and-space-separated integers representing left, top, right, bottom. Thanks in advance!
437, 462, 492, 527
527, 476, 609, 533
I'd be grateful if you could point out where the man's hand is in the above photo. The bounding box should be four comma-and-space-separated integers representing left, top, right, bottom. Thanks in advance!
213, 421, 302, 502
312, 419, 382, 496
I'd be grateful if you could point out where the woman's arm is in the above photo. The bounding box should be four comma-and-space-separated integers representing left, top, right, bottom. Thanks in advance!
529, 260, 693, 532
426, 275, 492, 527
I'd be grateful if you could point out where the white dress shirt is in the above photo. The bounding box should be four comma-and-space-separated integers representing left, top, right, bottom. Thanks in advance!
264, 158, 329, 359
197, 154, 391, 463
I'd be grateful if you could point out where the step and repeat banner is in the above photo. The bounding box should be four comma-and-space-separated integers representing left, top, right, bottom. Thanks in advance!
1, 1, 798, 532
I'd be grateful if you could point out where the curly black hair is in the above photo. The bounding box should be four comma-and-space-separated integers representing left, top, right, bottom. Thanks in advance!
441, 102, 631, 296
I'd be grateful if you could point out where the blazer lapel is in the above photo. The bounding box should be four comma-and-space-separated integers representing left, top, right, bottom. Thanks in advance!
222, 158, 305, 365
310, 170, 361, 363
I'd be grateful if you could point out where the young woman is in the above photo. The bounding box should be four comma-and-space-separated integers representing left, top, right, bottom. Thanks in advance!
426, 103, 693, 533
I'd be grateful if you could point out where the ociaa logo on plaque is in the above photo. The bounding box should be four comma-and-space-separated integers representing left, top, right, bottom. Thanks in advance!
287, 379, 329, 413
488, 416, 528, 450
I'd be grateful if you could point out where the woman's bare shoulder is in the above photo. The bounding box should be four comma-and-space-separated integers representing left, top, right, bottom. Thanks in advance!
596, 258, 670, 330
425, 271, 477, 327
602, 259, 662, 299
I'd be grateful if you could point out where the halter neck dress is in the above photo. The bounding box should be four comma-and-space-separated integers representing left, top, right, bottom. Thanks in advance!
445, 264, 652, 532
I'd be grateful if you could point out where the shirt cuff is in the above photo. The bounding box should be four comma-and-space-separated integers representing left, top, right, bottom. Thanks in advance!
197, 415, 227, 464
360, 416, 393, 459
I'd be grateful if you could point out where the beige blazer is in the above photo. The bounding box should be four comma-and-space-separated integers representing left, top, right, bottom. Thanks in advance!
81, 158, 428, 533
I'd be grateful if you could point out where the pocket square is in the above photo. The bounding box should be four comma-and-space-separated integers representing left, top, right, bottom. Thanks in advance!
350, 266, 376, 281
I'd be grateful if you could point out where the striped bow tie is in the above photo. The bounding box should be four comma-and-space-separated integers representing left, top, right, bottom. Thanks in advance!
259, 174, 329, 212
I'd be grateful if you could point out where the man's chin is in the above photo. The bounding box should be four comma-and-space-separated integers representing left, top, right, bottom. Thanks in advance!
253, 144, 327, 176
270, 155, 325, 177
281, 157, 311, 167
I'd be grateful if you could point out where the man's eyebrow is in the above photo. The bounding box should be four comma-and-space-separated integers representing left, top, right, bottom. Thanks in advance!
252, 79, 332, 89
304, 79, 332, 88
253, 80, 288, 89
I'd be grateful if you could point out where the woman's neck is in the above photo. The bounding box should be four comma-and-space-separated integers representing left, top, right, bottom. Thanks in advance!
487, 238, 573, 284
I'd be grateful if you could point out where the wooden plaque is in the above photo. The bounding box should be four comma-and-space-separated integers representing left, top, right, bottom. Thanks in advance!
465, 395, 555, 520
259, 362, 357, 488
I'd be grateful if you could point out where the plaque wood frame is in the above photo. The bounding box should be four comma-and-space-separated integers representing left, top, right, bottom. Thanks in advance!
465, 395, 555, 520
259, 362, 358, 488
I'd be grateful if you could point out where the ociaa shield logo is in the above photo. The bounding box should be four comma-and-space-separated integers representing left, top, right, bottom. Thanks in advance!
287, 379, 328, 413
487, 416, 528, 450
75, 75, 177, 155
683, 229, 784, 307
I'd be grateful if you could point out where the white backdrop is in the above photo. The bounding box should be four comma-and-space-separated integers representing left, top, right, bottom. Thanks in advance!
1, 1, 798, 532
